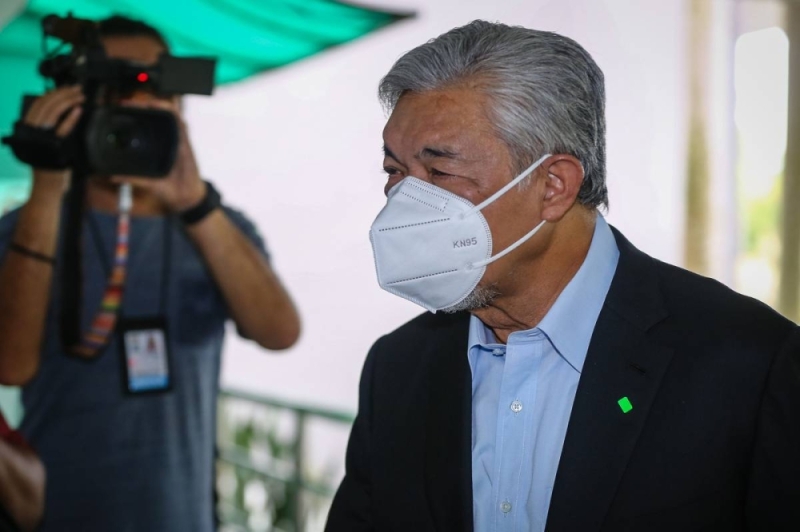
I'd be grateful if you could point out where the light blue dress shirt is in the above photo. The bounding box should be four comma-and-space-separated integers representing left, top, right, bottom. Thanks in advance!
469, 215, 619, 532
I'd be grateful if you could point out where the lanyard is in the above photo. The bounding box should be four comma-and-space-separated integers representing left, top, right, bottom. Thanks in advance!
69, 185, 172, 358
86, 198, 173, 318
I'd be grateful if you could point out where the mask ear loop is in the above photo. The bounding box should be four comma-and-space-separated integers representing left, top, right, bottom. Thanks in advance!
472, 219, 546, 269
462, 153, 551, 270
462, 153, 551, 218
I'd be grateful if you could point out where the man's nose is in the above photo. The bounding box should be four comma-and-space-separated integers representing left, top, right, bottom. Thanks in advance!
384, 175, 404, 196
125, 90, 159, 103
406, 163, 434, 183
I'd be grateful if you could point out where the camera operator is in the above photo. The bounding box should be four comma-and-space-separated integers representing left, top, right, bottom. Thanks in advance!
0, 15, 300, 531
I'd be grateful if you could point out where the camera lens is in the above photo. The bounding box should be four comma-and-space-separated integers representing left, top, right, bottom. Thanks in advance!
105, 127, 143, 151
102, 115, 146, 152
86, 106, 178, 177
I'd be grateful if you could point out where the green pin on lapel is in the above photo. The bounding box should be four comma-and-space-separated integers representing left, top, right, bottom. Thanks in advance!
618, 396, 633, 414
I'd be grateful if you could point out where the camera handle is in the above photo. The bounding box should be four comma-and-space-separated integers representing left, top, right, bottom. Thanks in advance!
59, 82, 97, 355
60, 172, 85, 352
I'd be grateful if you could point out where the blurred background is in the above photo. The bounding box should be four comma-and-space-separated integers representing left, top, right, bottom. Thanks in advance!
0, 0, 798, 530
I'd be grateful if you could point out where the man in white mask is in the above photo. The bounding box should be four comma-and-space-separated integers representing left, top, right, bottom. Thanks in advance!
327, 20, 800, 532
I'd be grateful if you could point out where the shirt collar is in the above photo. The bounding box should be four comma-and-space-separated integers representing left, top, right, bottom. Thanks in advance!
468, 215, 619, 373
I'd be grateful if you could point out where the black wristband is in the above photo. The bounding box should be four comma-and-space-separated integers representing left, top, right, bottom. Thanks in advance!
9, 243, 56, 264
179, 181, 221, 226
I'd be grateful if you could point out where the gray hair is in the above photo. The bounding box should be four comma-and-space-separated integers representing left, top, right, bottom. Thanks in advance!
379, 20, 608, 209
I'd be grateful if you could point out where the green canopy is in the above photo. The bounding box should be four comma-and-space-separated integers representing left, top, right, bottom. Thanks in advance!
0, 0, 407, 210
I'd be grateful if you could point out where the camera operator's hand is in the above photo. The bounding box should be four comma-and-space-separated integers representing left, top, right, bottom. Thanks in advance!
24, 85, 84, 136
110, 99, 205, 213
23, 85, 85, 189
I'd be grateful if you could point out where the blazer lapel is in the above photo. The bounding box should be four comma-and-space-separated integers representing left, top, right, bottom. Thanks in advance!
546, 228, 674, 532
423, 312, 474, 532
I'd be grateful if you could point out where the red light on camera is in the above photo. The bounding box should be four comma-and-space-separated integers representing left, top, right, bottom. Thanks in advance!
136, 72, 149, 83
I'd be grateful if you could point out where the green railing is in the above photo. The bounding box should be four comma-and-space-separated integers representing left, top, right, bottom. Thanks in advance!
216, 388, 354, 532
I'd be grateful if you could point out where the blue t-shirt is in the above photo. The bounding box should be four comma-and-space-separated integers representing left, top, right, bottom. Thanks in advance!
0, 203, 268, 532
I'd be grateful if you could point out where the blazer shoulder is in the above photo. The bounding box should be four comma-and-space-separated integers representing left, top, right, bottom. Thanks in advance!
365, 311, 469, 379
652, 257, 796, 346
384, 311, 467, 342
611, 227, 794, 344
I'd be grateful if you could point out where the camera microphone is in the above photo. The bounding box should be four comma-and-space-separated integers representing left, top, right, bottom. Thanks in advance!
41, 14, 98, 46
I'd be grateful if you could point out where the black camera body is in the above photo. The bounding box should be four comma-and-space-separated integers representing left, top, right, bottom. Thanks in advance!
1, 14, 216, 177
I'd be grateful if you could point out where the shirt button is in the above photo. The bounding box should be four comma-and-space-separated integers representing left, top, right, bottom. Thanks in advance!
491, 348, 504, 356
501, 501, 512, 513
510, 400, 523, 413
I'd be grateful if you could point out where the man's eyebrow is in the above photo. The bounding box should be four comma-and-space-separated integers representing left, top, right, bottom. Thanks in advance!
383, 145, 398, 161
382, 145, 463, 162
418, 146, 461, 160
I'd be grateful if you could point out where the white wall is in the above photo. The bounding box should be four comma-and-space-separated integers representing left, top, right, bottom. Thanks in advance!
185, 0, 689, 415
0, 0, 25, 30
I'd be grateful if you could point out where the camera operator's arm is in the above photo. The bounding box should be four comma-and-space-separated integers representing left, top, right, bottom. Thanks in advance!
0, 87, 84, 385
185, 210, 301, 349
113, 99, 301, 350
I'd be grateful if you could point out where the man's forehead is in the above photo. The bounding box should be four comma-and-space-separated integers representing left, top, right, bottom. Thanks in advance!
101, 36, 165, 66
392, 89, 488, 122
383, 88, 495, 157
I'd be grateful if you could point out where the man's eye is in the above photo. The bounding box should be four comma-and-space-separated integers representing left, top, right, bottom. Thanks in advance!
383, 167, 400, 176
431, 168, 452, 178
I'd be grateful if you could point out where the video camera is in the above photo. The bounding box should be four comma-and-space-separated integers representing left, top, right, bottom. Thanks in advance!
1, 14, 217, 177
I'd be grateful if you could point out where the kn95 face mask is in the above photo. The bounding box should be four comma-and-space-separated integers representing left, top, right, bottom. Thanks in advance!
369, 153, 550, 312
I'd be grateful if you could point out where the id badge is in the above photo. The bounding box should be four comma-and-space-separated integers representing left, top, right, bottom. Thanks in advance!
118, 317, 172, 394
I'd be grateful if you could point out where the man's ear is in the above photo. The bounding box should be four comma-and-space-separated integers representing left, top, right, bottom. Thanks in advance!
540, 155, 584, 222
